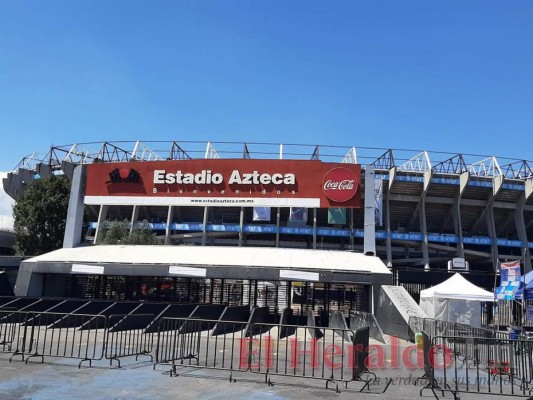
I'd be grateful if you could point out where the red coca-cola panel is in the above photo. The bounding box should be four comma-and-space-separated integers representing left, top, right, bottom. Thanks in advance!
85, 159, 361, 208
322, 167, 359, 202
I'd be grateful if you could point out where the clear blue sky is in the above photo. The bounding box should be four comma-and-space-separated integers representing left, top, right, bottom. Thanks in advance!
1, 0, 532, 171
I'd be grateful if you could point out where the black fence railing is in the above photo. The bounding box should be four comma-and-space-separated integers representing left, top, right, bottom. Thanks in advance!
0, 310, 106, 367
153, 317, 389, 393
105, 313, 155, 367
420, 335, 533, 399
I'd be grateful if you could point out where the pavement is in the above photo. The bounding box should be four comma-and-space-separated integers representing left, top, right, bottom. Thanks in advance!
1, 350, 530, 400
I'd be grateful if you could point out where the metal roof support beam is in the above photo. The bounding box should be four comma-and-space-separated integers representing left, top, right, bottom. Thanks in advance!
341, 147, 357, 164
398, 151, 431, 173
469, 156, 502, 178
371, 149, 395, 170
96, 142, 132, 163
432, 154, 467, 175
311, 146, 320, 160
502, 160, 533, 180
243, 144, 250, 159
63, 165, 86, 248
169, 142, 191, 160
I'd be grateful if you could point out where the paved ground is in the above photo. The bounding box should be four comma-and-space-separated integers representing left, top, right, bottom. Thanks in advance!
1, 352, 530, 400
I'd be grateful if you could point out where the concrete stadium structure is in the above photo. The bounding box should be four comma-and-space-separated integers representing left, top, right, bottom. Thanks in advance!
3, 141, 533, 313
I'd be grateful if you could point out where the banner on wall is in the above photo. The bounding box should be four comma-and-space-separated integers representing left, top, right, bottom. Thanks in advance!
328, 208, 346, 224
84, 159, 362, 208
495, 260, 522, 301
289, 207, 308, 222
253, 207, 271, 221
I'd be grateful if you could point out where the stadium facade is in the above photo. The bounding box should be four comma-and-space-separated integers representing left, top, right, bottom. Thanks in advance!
3, 141, 533, 316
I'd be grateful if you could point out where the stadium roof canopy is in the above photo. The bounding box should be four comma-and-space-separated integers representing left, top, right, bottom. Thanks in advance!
19, 245, 391, 286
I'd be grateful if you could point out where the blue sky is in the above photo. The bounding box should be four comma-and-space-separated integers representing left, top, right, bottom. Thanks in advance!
0, 0, 532, 172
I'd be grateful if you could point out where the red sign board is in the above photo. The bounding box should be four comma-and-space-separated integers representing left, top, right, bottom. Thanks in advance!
322, 167, 358, 203
85, 159, 361, 208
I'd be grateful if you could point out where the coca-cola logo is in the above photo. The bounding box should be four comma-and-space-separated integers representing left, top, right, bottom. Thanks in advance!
322, 167, 358, 202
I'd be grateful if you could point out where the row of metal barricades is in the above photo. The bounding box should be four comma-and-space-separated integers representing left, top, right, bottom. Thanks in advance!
0, 296, 387, 393
409, 316, 533, 399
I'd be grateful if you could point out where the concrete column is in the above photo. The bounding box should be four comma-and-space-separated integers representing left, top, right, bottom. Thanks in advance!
312, 208, 317, 250
516, 183, 533, 272
130, 205, 139, 233
201, 207, 209, 246
456, 171, 470, 259
14, 263, 44, 296
486, 203, 499, 271
165, 206, 174, 245
63, 165, 87, 248
386, 167, 396, 267
239, 207, 244, 247
94, 204, 109, 244
488, 176, 504, 271
349, 208, 354, 250
421, 170, 432, 270
452, 196, 464, 259
276, 207, 280, 247
364, 166, 376, 256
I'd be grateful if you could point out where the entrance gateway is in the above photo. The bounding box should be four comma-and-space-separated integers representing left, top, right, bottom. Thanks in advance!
15, 157, 391, 319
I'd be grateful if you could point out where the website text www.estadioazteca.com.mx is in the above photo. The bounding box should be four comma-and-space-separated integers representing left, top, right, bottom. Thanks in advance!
190, 198, 255, 205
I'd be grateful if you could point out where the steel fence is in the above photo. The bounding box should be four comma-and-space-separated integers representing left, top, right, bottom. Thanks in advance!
153, 317, 387, 393
155, 317, 250, 382
418, 334, 533, 399
105, 314, 155, 367
0, 310, 106, 367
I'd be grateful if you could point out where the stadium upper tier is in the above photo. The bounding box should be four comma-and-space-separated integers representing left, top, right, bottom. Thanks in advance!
3, 141, 533, 271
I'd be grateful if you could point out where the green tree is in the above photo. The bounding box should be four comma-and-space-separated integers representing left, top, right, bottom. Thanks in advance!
97, 219, 158, 245
13, 176, 71, 256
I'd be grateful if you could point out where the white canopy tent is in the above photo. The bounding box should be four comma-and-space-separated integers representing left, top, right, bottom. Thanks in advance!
419, 273, 494, 327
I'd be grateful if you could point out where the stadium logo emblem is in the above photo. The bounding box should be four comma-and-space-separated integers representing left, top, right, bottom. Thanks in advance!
322, 167, 358, 202
108, 168, 141, 183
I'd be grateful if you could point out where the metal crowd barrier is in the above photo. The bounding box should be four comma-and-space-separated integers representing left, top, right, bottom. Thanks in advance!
105, 313, 155, 367
155, 317, 250, 382
154, 317, 388, 393
248, 323, 378, 392
419, 334, 533, 399
0, 310, 106, 367
0, 309, 158, 368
